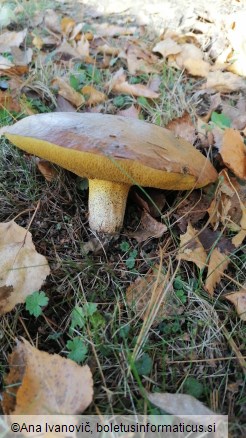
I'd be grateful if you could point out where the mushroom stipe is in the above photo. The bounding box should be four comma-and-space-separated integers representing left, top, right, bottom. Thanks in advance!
2, 113, 218, 234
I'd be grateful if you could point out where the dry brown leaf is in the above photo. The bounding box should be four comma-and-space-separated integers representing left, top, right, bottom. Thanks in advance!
153, 38, 181, 57
175, 44, 210, 77
0, 29, 27, 53
96, 44, 120, 56
44, 10, 61, 34
166, 112, 196, 144
176, 223, 207, 270
0, 90, 21, 112
11, 47, 33, 66
52, 77, 85, 108
147, 392, 219, 420
94, 23, 136, 37
225, 290, 246, 321
122, 42, 159, 75
118, 105, 140, 119
36, 158, 58, 182
205, 247, 230, 296
3, 338, 93, 414
126, 265, 175, 324
128, 210, 167, 243
174, 191, 210, 232
76, 35, 90, 57
0, 221, 50, 314
81, 85, 107, 106
220, 129, 246, 180
108, 68, 159, 98
203, 71, 246, 93
226, 11, 246, 77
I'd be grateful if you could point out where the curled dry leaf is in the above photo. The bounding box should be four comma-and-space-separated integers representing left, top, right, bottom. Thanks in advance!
0, 29, 27, 53
0, 221, 50, 314
81, 85, 107, 106
61, 16, 76, 37
225, 290, 246, 321
205, 247, 230, 296
108, 68, 159, 98
166, 112, 196, 144
3, 338, 93, 414
176, 223, 207, 270
220, 129, 246, 180
203, 71, 246, 93
128, 210, 167, 243
52, 77, 85, 108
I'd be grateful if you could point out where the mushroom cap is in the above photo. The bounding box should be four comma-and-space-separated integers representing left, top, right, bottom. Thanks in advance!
2, 112, 217, 189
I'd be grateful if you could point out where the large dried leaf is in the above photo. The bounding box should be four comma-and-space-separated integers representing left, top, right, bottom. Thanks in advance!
203, 71, 246, 92
205, 248, 230, 296
225, 290, 246, 321
220, 129, 246, 180
176, 223, 207, 270
175, 44, 210, 77
147, 392, 217, 420
0, 29, 27, 53
128, 210, 167, 243
3, 339, 93, 414
121, 41, 159, 75
52, 77, 85, 108
153, 38, 181, 57
0, 221, 50, 314
108, 68, 159, 98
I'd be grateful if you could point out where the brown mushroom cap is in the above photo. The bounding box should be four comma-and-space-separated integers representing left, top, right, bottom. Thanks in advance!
2, 112, 217, 190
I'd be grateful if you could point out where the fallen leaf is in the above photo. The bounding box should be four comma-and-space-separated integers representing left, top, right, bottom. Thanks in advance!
52, 77, 85, 108
81, 85, 107, 106
11, 47, 33, 66
126, 265, 176, 324
121, 41, 159, 75
176, 223, 207, 270
0, 29, 27, 53
147, 392, 219, 421
226, 11, 246, 77
0, 90, 21, 112
220, 129, 246, 180
153, 38, 181, 57
94, 23, 136, 37
225, 290, 246, 321
96, 44, 120, 56
2, 338, 93, 414
32, 35, 44, 50
128, 210, 167, 243
61, 16, 76, 37
175, 44, 210, 77
108, 68, 159, 98
174, 191, 210, 232
166, 112, 196, 144
44, 10, 61, 34
76, 34, 90, 57
203, 71, 246, 93
0, 221, 50, 314
36, 158, 58, 182
205, 247, 230, 296
118, 105, 140, 119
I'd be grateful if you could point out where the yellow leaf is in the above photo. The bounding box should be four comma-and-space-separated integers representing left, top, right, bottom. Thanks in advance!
220, 128, 246, 180
205, 248, 230, 296
176, 223, 207, 270
81, 85, 107, 106
0, 221, 50, 314
2, 339, 93, 414
225, 290, 246, 321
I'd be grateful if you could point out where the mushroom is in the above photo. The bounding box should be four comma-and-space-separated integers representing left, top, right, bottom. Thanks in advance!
1, 112, 217, 233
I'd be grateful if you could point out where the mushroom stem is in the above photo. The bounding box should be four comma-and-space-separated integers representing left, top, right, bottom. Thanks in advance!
88, 179, 131, 234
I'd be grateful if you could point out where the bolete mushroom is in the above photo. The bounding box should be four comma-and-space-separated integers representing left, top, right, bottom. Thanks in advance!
1, 113, 217, 233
